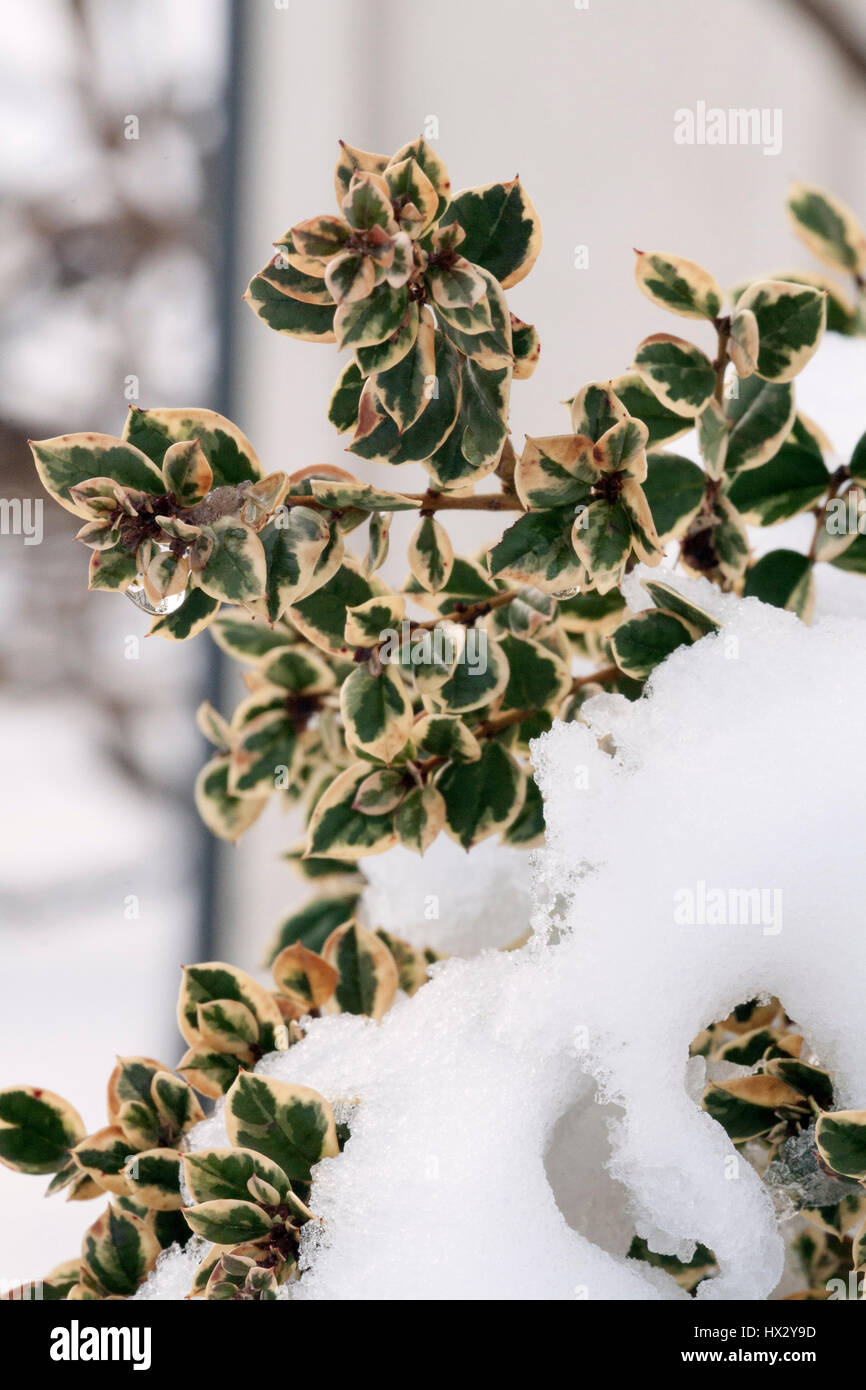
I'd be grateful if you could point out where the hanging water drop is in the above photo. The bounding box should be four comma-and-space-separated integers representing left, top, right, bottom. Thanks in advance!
125, 582, 187, 617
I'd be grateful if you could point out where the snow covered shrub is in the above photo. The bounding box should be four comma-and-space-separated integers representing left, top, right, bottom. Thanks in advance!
5, 140, 866, 1299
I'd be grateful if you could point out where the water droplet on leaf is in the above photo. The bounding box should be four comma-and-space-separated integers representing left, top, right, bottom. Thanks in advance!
126, 582, 187, 617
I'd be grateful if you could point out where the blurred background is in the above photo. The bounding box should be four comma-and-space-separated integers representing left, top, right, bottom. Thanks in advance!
1, 0, 864, 1280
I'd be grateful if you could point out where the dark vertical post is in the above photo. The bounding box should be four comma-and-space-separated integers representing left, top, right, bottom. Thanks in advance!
196, 0, 244, 957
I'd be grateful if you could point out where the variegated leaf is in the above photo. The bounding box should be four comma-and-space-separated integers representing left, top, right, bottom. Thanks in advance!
195, 754, 268, 843
592, 416, 649, 481
341, 173, 393, 232
325, 251, 376, 306
288, 560, 377, 656
373, 311, 437, 431
257, 250, 334, 304
72, 1127, 138, 1196
510, 314, 540, 379
0, 1087, 85, 1175
387, 136, 451, 219
272, 943, 339, 1012
228, 709, 299, 799
607, 372, 692, 447
426, 256, 487, 311
610, 609, 695, 679
124, 406, 264, 486
162, 438, 213, 506
305, 762, 400, 861
81, 1204, 160, 1297
196, 999, 260, 1061
88, 545, 138, 594
366, 510, 391, 575
724, 376, 796, 474
436, 741, 525, 849
264, 508, 340, 621
291, 214, 350, 260
704, 1075, 805, 1142
122, 1148, 184, 1211
341, 664, 413, 762
148, 587, 220, 641
151, 1070, 204, 1137
408, 516, 454, 593
334, 140, 390, 202
184, 1199, 272, 1246
439, 178, 542, 288
634, 250, 723, 319
412, 712, 481, 763
344, 594, 405, 647
183, 1146, 290, 1206
744, 549, 815, 621
176, 1048, 242, 1101
353, 302, 420, 377
568, 381, 629, 441
633, 335, 715, 417
427, 631, 510, 714
786, 182, 866, 275
571, 499, 632, 594
515, 434, 594, 511
196, 518, 267, 604
244, 272, 336, 342
177, 961, 284, 1053
435, 266, 512, 371
641, 451, 706, 547
29, 434, 164, 518
726, 438, 829, 526
321, 922, 399, 1019
393, 782, 446, 856
352, 769, 411, 816
641, 580, 719, 637
385, 156, 439, 236
488, 509, 584, 595
732, 280, 826, 383
334, 283, 409, 351
697, 399, 730, 479
728, 307, 760, 378
815, 1110, 866, 1180
225, 1072, 339, 1183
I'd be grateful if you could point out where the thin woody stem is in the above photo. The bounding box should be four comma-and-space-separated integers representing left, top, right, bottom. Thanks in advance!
712, 317, 731, 405
279, 490, 525, 515
414, 664, 622, 774
474, 665, 621, 737
410, 588, 521, 633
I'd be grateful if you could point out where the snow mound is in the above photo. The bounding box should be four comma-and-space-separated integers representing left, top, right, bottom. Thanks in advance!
359, 834, 534, 955
146, 582, 866, 1299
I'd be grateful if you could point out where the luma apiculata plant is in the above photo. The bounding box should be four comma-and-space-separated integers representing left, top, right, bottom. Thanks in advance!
3, 139, 866, 1299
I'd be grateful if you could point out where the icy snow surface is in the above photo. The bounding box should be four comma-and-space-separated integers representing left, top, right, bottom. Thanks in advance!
144, 580, 866, 1299
359, 834, 533, 955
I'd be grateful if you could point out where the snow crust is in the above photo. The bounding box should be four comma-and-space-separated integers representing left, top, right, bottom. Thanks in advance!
359, 835, 534, 955
144, 583, 866, 1299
